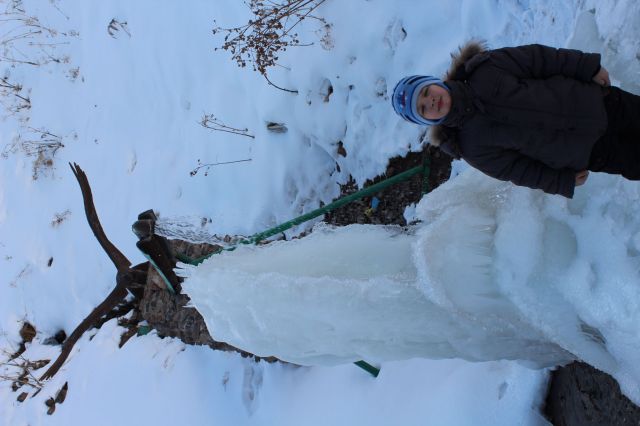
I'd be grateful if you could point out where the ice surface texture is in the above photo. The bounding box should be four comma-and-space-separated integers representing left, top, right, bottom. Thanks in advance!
182, 169, 640, 400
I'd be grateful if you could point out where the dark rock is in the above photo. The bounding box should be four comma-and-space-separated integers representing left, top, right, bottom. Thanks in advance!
139, 268, 216, 347
42, 330, 66, 345
544, 362, 640, 425
266, 122, 288, 133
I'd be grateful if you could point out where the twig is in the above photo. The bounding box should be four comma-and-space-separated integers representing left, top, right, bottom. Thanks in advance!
213, 0, 327, 90
200, 114, 255, 138
39, 163, 148, 381
0, 3, 76, 67
190, 158, 252, 177
263, 73, 298, 93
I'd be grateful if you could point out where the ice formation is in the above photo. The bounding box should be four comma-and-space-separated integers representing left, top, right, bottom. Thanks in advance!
181, 169, 640, 398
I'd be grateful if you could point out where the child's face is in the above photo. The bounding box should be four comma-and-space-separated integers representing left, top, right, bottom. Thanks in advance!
416, 84, 451, 120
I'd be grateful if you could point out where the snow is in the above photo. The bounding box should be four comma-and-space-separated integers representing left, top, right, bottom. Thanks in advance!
0, 0, 639, 424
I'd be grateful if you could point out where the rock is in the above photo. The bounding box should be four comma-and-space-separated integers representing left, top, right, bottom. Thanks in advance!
544, 362, 640, 425
43, 330, 66, 346
266, 122, 288, 133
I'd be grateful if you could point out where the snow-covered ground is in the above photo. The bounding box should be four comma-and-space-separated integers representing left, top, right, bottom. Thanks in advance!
1, 0, 639, 424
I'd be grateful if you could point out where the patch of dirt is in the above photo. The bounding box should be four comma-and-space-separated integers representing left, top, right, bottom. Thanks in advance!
325, 145, 451, 226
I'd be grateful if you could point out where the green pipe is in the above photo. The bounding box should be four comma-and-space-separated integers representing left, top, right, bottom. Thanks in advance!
137, 325, 152, 336
139, 162, 430, 379
354, 360, 380, 377
245, 164, 426, 245
180, 164, 428, 266
422, 156, 431, 194
140, 252, 176, 294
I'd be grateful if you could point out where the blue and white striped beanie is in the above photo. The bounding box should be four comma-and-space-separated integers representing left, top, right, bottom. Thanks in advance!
392, 75, 449, 126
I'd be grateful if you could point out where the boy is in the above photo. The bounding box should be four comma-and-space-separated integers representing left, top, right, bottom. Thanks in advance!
392, 43, 639, 198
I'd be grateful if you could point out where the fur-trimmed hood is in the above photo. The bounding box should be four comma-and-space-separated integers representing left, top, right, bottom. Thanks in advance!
429, 41, 488, 153
444, 40, 488, 80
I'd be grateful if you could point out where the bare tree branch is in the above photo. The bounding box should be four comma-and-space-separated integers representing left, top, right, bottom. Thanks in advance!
40, 163, 143, 381
39, 286, 127, 380
68, 162, 131, 271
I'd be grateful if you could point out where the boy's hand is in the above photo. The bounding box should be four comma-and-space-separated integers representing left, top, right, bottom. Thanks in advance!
593, 67, 610, 86
575, 170, 589, 186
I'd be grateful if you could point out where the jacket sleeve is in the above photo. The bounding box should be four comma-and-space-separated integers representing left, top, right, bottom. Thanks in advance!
465, 149, 577, 198
489, 44, 601, 82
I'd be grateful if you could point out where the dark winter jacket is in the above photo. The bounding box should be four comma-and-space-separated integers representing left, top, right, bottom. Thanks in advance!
431, 43, 608, 198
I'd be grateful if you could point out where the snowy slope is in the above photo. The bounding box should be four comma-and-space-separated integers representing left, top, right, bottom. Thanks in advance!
1, 0, 638, 424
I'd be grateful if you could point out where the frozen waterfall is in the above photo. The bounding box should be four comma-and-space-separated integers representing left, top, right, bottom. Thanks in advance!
180, 169, 640, 400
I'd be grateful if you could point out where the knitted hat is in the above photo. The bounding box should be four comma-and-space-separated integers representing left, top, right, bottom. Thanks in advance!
392, 75, 449, 125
